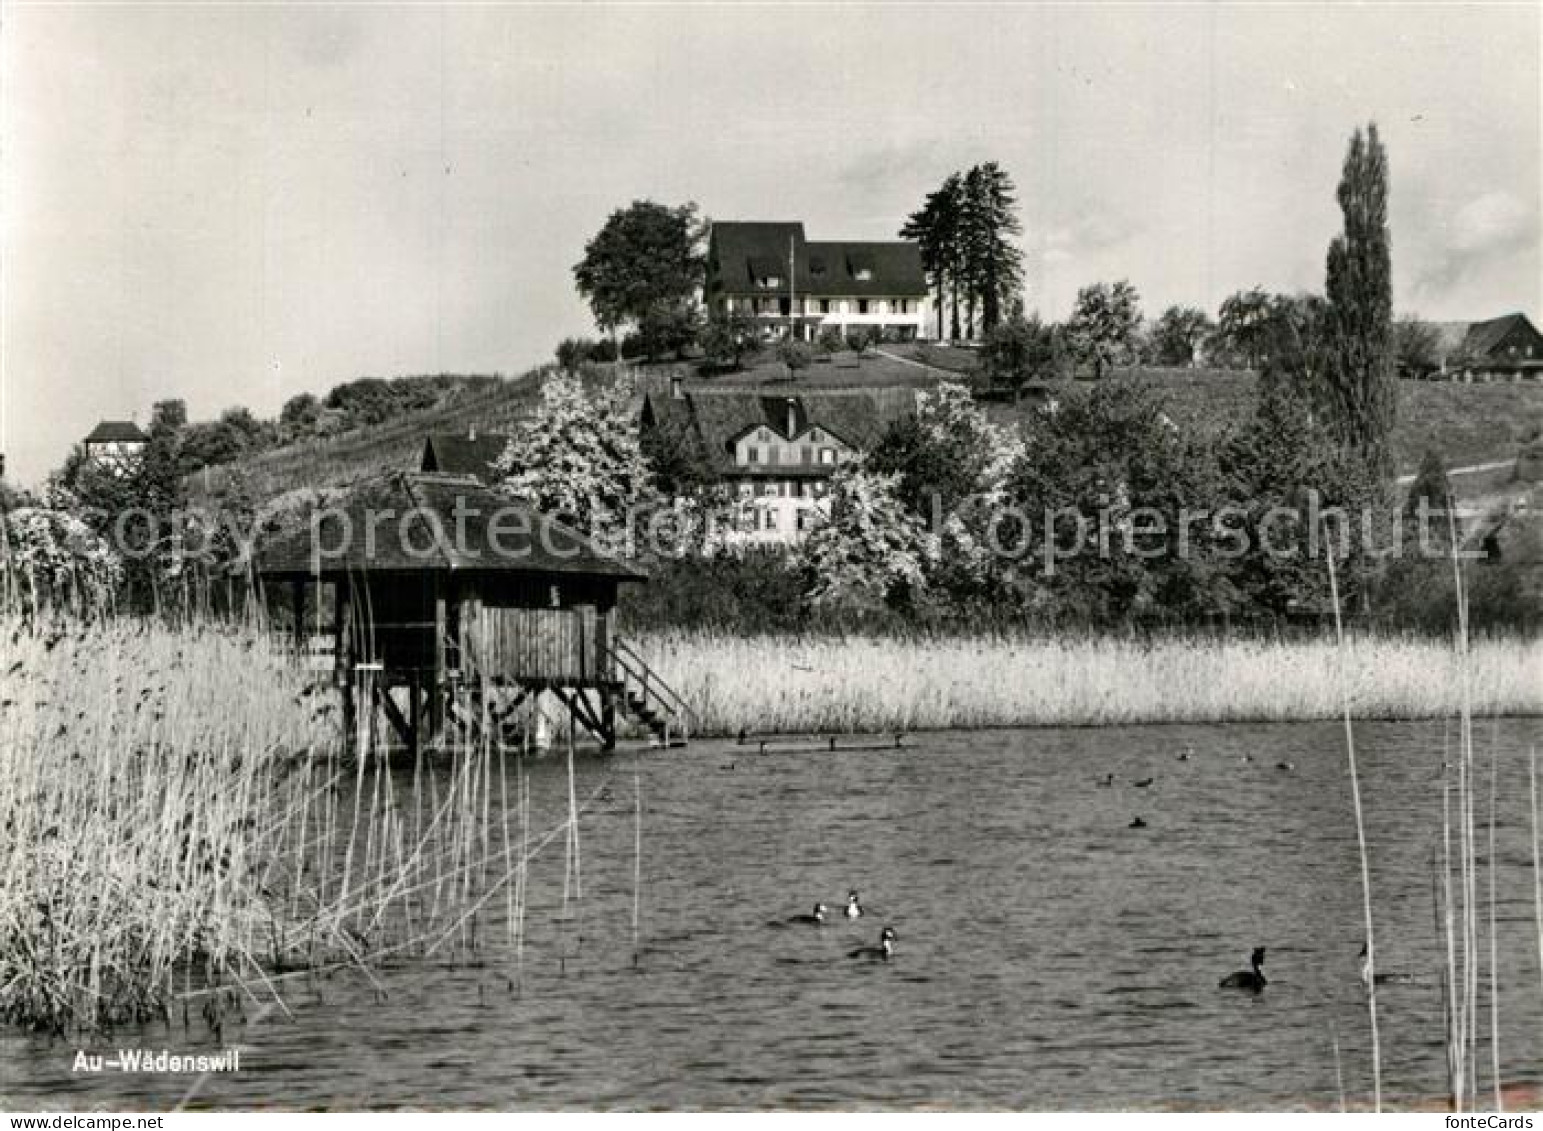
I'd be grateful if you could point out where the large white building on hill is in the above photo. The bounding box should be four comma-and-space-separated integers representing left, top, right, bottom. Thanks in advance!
705, 221, 931, 343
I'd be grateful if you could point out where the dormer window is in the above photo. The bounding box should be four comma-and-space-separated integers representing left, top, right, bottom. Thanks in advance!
854, 268, 873, 282
749, 256, 785, 290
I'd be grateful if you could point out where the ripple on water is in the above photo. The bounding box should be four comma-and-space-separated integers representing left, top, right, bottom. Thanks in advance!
8, 718, 1543, 1109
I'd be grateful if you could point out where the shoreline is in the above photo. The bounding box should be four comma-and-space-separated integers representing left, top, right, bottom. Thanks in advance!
637, 630, 1543, 738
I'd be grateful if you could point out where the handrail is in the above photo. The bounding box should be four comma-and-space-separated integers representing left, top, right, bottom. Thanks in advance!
607, 635, 692, 722
601, 629, 694, 737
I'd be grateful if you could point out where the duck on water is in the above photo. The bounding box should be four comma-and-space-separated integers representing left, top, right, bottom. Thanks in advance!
1220, 947, 1267, 991
849, 927, 896, 961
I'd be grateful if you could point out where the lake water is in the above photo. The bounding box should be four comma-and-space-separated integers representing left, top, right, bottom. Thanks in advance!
6, 718, 1543, 1111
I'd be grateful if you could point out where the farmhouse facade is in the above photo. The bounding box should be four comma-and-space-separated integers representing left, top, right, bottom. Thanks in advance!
1433, 313, 1543, 381
641, 386, 916, 545
705, 221, 930, 343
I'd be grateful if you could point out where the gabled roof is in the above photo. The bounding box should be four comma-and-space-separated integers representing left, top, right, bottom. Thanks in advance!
803, 241, 926, 297
252, 471, 645, 581
420, 432, 511, 482
707, 221, 927, 298
642, 387, 917, 475
1460, 313, 1541, 360
84, 420, 148, 444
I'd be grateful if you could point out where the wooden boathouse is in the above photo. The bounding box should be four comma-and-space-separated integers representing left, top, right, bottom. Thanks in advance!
252, 471, 688, 755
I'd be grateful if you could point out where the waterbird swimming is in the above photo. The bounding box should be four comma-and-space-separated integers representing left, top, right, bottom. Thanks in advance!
1132, 777, 1154, 788
848, 926, 896, 961
1097, 773, 1115, 787
845, 890, 864, 919
786, 903, 827, 926
1219, 947, 1267, 991
1276, 761, 1295, 772
1129, 817, 1148, 829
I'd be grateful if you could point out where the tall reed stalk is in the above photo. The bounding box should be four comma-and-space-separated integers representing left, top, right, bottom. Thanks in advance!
0, 612, 584, 1033
1324, 545, 1381, 1110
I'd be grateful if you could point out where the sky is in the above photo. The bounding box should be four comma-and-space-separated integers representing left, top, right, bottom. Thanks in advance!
2, 2, 1538, 485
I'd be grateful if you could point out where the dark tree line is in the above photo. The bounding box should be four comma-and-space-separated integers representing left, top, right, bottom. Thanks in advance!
902, 163, 1025, 340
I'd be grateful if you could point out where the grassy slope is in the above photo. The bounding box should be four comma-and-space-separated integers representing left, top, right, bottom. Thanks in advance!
195, 349, 1542, 506
188, 373, 544, 502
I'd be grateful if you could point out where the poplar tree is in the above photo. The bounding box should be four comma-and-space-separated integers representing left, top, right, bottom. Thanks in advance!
1321, 124, 1396, 481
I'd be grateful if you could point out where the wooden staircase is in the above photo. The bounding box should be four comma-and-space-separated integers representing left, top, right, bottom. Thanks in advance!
606, 636, 691, 748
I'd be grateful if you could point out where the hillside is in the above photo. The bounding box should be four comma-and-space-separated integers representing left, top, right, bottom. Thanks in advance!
187, 372, 544, 503
190, 350, 1542, 508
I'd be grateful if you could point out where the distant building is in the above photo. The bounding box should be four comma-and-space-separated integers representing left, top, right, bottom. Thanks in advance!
640, 386, 916, 545
1432, 313, 1543, 382
82, 420, 148, 473
705, 222, 930, 343
419, 430, 512, 483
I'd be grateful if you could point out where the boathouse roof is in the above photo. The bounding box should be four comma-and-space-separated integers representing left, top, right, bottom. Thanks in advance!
252, 471, 645, 581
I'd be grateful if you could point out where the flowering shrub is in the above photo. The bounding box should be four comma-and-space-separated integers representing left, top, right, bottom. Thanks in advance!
796, 466, 931, 614
3, 507, 123, 611
492, 370, 653, 534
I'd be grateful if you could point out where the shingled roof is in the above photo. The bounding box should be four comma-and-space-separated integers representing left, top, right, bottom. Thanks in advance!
84, 421, 148, 444
708, 221, 926, 299
1460, 313, 1540, 360
643, 387, 918, 475
252, 471, 645, 580
420, 432, 511, 482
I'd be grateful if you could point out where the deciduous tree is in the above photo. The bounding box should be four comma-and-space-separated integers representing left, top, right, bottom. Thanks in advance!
1064, 281, 1143, 379
573, 201, 706, 358
1321, 123, 1396, 481
1150, 306, 1213, 367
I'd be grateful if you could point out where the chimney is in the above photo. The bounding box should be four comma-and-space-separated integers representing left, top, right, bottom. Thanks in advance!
786, 397, 798, 438
670, 374, 683, 400
468, 424, 477, 442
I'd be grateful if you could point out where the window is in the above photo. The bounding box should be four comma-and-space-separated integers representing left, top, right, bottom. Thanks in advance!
764, 509, 779, 531
858, 299, 869, 315
756, 274, 782, 289
819, 299, 831, 314
746, 446, 760, 464
895, 299, 907, 314
819, 448, 836, 465
854, 268, 873, 282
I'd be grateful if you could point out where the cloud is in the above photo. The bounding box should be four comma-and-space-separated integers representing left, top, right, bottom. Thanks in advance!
1417, 189, 1538, 295
834, 136, 989, 201
1040, 207, 1139, 266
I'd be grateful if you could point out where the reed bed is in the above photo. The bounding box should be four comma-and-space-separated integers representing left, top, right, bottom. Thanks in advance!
637, 631, 1543, 736
0, 615, 571, 1034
